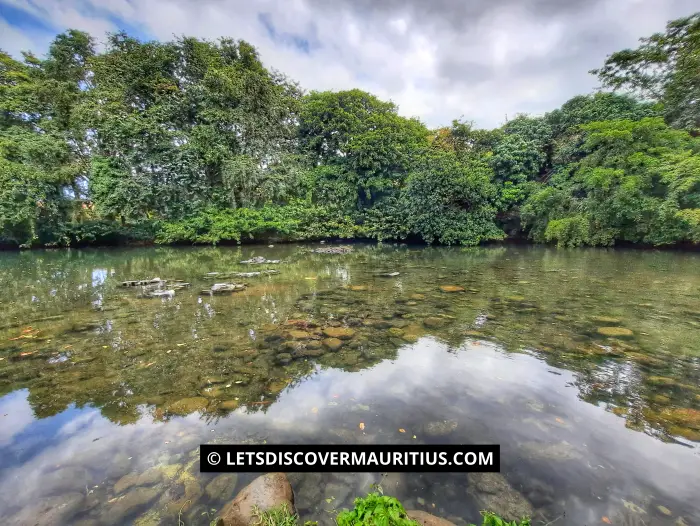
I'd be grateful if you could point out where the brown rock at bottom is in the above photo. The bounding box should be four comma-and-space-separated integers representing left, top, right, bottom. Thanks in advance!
217, 472, 295, 526
439, 285, 465, 293
322, 327, 355, 340
322, 337, 344, 351
407, 510, 457, 526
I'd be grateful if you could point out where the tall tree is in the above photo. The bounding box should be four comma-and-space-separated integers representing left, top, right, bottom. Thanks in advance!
591, 13, 700, 133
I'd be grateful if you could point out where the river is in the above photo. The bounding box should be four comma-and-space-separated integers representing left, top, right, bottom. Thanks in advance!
0, 243, 699, 525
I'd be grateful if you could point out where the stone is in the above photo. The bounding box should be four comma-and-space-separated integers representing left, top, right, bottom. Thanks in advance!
7, 492, 86, 526
115, 467, 164, 494
217, 473, 294, 526
407, 510, 457, 526
659, 408, 700, 430
206, 283, 247, 295
349, 285, 368, 291
423, 420, 458, 436
240, 257, 281, 264
286, 330, 312, 340
387, 327, 405, 337
311, 246, 353, 254
439, 285, 465, 293
322, 338, 344, 351
423, 317, 447, 329
380, 272, 400, 277
276, 353, 293, 365
306, 340, 323, 350
467, 473, 533, 522
410, 294, 426, 300
106, 487, 160, 523
597, 326, 634, 338
219, 400, 240, 411
323, 327, 355, 340
280, 341, 306, 353
166, 397, 209, 415
206, 474, 239, 501
519, 441, 582, 460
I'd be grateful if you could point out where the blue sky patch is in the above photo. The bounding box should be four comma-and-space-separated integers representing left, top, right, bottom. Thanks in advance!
258, 12, 320, 55
0, 1, 55, 33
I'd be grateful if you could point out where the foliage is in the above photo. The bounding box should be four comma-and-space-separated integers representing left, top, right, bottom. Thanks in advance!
591, 13, 700, 132
471, 511, 531, 526
155, 202, 361, 245
2, 12, 700, 249
403, 150, 504, 245
336, 492, 418, 526
521, 117, 700, 247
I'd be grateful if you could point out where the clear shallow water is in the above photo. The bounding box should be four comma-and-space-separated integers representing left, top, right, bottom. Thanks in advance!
0, 244, 699, 526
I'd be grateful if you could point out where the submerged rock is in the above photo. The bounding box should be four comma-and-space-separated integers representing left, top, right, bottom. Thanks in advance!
202, 283, 247, 295
105, 487, 160, 523
114, 467, 163, 494
519, 441, 582, 460
379, 272, 400, 277
312, 246, 353, 254
597, 326, 634, 338
423, 419, 458, 436
230, 271, 279, 278
658, 407, 700, 430
240, 257, 281, 264
145, 290, 175, 299
467, 473, 534, 522
276, 353, 293, 365
423, 317, 447, 329
323, 327, 355, 340
216, 472, 294, 526
218, 400, 240, 411
322, 338, 344, 351
206, 474, 239, 501
439, 285, 465, 293
166, 397, 209, 415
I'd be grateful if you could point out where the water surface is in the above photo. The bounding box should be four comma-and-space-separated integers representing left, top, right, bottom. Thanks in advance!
0, 244, 699, 526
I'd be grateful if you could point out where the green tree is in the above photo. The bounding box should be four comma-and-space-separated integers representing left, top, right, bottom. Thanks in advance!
592, 13, 700, 132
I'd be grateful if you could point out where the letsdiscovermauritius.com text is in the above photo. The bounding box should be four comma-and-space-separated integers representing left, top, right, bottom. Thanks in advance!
200, 444, 500, 473
225, 450, 493, 467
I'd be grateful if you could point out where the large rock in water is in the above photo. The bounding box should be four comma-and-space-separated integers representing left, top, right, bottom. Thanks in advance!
407, 510, 457, 526
467, 473, 533, 522
216, 472, 295, 526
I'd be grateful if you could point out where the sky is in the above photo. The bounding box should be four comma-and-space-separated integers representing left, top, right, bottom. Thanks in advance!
0, 0, 697, 129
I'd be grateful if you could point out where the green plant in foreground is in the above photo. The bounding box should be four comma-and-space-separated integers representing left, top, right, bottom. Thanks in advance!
473, 510, 531, 526
336, 492, 418, 526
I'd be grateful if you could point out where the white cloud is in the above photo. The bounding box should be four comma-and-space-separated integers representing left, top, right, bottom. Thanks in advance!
1, 0, 697, 128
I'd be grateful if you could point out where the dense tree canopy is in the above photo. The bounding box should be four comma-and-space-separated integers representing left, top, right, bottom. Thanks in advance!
1, 11, 699, 248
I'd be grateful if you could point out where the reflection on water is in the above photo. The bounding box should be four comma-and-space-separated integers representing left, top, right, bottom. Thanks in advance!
0, 244, 699, 525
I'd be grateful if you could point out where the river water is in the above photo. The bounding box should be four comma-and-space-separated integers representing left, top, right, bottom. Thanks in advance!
0, 244, 699, 526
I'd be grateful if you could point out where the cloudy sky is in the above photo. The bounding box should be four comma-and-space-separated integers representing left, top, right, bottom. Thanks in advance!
0, 0, 696, 128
